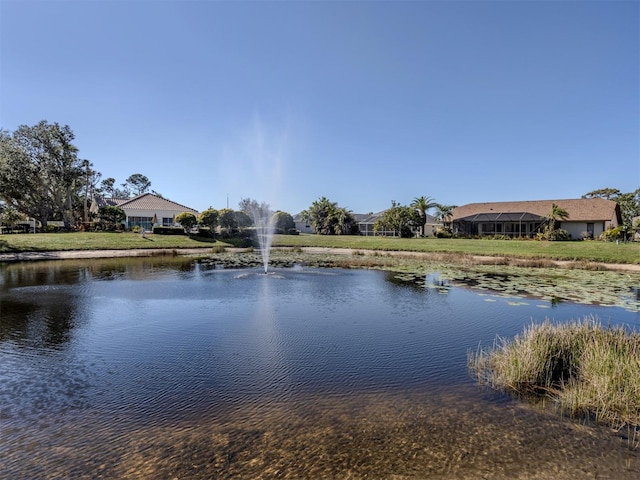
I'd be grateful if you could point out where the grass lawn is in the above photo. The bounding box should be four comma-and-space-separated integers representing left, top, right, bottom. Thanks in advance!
0, 232, 227, 252
273, 234, 640, 265
1, 232, 638, 265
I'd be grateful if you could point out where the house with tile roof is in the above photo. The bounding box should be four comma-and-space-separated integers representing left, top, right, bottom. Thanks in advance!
91, 193, 199, 230
451, 198, 621, 239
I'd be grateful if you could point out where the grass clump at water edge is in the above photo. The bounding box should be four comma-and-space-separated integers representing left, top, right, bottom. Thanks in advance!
468, 316, 640, 432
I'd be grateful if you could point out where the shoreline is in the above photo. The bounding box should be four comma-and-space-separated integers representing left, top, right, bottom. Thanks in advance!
0, 246, 639, 273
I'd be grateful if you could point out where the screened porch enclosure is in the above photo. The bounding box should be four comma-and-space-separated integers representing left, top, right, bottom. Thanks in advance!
453, 212, 546, 237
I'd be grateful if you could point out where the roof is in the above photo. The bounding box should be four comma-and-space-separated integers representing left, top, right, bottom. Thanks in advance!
92, 193, 198, 214
458, 212, 545, 222
117, 193, 198, 214
452, 198, 620, 223
354, 211, 385, 224
91, 197, 129, 208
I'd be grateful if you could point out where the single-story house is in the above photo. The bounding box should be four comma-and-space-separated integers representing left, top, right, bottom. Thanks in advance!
294, 211, 440, 237
451, 198, 621, 239
293, 213, 313, 234
91, 193, 199, 230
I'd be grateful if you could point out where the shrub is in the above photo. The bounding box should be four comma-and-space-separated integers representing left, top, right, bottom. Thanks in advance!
600, 226, 624, 242
194, 227, 215, 238
152, 226, 186, 235
98, 206, 126, 224
175, 212, 197, 233
224, 236, 254, 248
435, 229, 453, 238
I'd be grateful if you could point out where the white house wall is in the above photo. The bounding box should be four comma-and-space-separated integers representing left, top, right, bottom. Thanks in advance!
560, 222, 606, 239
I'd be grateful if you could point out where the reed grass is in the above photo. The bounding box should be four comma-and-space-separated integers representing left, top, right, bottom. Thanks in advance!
469, 317, 640, 430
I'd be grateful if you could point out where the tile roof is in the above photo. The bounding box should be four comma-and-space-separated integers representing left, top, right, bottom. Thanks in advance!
91, 193, 198, 213
92, 197, 129, 208
452, 198, 620, 222
115, 193, 198, 213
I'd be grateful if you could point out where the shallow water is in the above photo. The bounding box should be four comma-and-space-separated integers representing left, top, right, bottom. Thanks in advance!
0, 257, 638, 479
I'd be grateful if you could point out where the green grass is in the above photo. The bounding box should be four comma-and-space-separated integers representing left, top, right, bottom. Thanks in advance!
468, 317, 640, 430
273, 234, 640, 265
0, 232, 228, 252
1, 232, 639, 265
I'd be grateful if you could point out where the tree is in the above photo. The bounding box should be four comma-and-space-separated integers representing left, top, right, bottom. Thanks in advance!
374, 201, 421, 237
218, 208, 237, 231
0, 121, 84, 228
238, 198, 272, 221
582, 188, 621, 200
98, 205, 126, 225
234, 211, 253, 229
548, 203, 569, 226
434, 204, 456, 230
0, 206, 26, 231
98, 177, 116, 197
198, 208, 219, 232
300, 197, 358, 235
272, 210, 295, 233
175, 212, 197, 233
124, 174, 151, 196
81, 160, 102, 223
543, 203, 569, 240
411, 196, 437, 236
617, 189, 640, 231
583, 187, 640, 231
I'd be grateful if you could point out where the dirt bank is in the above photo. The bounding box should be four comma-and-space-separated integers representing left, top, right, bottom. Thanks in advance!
0, 246, 639, 273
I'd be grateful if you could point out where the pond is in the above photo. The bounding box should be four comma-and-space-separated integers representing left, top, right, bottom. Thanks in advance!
1, 256, 639, 479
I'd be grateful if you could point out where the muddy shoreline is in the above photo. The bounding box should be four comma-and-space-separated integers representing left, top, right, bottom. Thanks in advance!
1, 246, 639, 273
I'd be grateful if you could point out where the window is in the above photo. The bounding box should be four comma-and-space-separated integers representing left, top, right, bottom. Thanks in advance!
128, 216, 153, 229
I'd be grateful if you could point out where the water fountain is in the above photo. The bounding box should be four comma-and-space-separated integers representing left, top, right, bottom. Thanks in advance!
244, 199, 276, 274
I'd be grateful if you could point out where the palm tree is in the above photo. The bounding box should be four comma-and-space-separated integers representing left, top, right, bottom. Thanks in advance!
544, 203, 569, 239
411, 196, 437, 236
434, 204, 455, 230
547, 203, 569, 230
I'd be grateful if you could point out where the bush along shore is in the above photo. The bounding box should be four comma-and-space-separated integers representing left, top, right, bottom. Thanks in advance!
468, 317, 640, 447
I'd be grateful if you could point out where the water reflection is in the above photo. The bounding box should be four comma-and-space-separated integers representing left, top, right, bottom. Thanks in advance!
0, 257, 638, 479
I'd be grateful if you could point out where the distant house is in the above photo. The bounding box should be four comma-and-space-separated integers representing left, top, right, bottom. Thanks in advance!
354, 212, 384, 236
451, 198, 621, 239
91, 193, 199, 230
293, 213, 313, 234
294, 211, 440, 237
354, 211, 440, 237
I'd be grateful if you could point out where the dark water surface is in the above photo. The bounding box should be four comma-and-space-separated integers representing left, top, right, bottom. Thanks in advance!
1, 257, 638, 479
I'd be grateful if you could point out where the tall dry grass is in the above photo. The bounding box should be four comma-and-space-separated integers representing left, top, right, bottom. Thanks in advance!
469, 316, 640, 430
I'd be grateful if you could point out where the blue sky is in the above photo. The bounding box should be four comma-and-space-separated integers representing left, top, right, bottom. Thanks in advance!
1, 0, 638, 215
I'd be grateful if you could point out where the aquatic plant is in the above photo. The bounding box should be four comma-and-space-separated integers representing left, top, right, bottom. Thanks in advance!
468, 317, 640, 430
